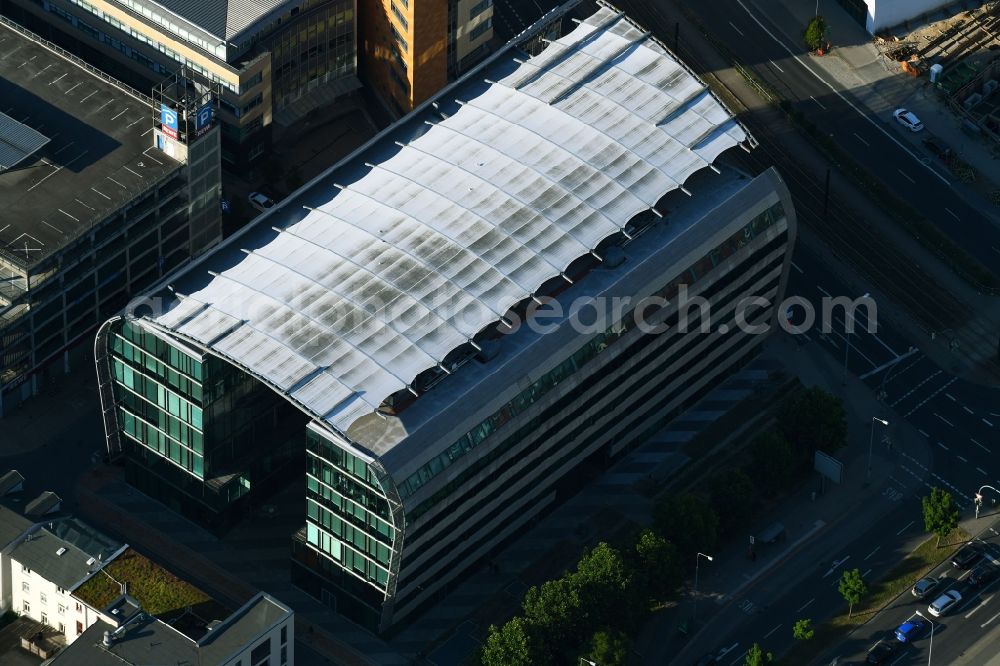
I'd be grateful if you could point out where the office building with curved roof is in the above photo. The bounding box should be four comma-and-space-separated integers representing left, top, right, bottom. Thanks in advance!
94, 3, 796, 632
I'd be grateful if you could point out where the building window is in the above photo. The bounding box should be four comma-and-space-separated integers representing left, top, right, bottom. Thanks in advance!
57, 586, 66, 595
40, 593, 47, 604
241, 93, 263, 115
76, 621, 83, 635
23, 601, 30, 614
280, 626, 287, 644
250, 637, 271, 665
469, 0, 492, 19
22, 582, 29, 593
391, 24, 408, 52
58, 604, 66, 615
58, 622, 65, 634
280, 645, 287, 665
75, 602, 83, 613
390, 2, 408, 30
470, 17, 492, 41
41, 612, 48, 626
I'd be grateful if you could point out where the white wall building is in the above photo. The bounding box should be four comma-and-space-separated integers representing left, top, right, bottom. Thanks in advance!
849, 0, 954, 33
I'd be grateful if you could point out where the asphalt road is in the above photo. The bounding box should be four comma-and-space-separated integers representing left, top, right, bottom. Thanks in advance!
671, 0, 1000, 269
829, 529, 1000, 666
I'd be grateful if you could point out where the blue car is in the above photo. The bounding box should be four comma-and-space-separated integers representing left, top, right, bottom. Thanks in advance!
895, 619, 928, 642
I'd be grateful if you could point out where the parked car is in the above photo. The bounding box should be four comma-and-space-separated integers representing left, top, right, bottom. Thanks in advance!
911, 576, 942, 599
248, 191, 276, 213
893, 108, 924, 132
953, 543, 983, 569
866, 641, 895, 665
922, 136, 952, 160
969, 564, 998, 587
928, 589, 962, 617
895, 618, 928, 642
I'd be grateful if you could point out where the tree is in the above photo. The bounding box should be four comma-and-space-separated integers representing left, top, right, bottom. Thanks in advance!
632, 529, 683, 606
571, 543, 630, 628
778, 387, 848, 464
838, 568, 867, 617
744, 643, 773, 666
584, 628, 629, 666
708, 468, 757, 532
653, 493, 719, 562
749, 430, 795, 497
923, 487, 960, 547
522, 578, 583, 652
804, 16, 827, 51
481, 618, 534, 666
792, 618, 814, 641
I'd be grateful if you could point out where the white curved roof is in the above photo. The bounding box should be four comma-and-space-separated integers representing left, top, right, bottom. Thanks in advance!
149, 6, 747, 435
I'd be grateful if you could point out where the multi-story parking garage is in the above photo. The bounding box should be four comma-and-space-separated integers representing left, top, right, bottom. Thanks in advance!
95, 3, 797, 633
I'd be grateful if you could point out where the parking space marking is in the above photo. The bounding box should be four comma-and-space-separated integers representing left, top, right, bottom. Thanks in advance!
978, 467, 988, 475
985, 419, 994, 427
965, 594, 994, 618
945, 207, 960, 221
982, 610, 1000, 627
896, 520, 914, 536
763, 624, 781, 639
769, 59, 784, 73
934, 412, 954, 427
972, 439, 991, 453
810, 95, 827, 110
865, 546, 880, 560
958, 455, 969, 463
796, 597, 815, 613
728, 21, 744, 36
898, 169, 916, 184
853, 132, 869, 147
938, 442, 949, 451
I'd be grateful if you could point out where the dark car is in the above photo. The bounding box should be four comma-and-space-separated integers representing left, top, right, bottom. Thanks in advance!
953, 543, 983, 569
867, 641, 895, 664
922, 136, 953, 160
969, 564, 998, 586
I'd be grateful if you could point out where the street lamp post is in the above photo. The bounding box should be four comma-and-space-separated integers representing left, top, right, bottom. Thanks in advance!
974, 485, 1000, 519
915, 610, 935, 665
693, 552, 713, 625
868, 417, 889, 480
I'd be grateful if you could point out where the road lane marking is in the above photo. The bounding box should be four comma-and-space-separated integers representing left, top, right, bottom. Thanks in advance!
763, 624, 781, 639
863, 568, 872, 577
898, 169, 916, 183
810, 95, 826, 110
985, 419, 995, 427
729, 21, 745, 36
918, 429, 929, 437
938, 442, 949, 451
904, 376, 958, 418
853, 132, 869, 147
769, 59, 784, 73
958, 455, 969, 463
791, 261, 803, 273
864, 546, 880, 560
934, 413, 954, 427
823, 556, 850, 578
733, 0, 952, 186
965, 594, 994, 618
972, 439, 991, 453
817, 285, 831, 297
946, 393, 957, 401
964, 406, 974, 414
979, 467, 988, 475
891, 370, 943, 407
730, 650, 748, 666
717, 643, 738, 658
796, 598, 815, 612
982, 610, 1000, 627
896, 520, 914, 536
945, 207, 960, 221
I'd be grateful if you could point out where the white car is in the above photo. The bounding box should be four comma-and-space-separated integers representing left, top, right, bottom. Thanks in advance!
248, 191, 276, 213
927, 589, 962, 617
893, 108, 924, 132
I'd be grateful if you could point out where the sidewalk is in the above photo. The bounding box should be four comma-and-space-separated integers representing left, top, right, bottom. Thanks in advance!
641, 331, 936, 664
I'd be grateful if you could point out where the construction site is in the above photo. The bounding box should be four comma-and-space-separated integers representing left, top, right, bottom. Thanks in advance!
876, 1, 1000, 149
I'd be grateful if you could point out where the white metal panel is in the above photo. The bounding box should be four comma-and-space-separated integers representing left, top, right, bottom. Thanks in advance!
148, 6, 747, 437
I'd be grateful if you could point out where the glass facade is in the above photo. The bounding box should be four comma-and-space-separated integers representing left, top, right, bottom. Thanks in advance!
110, 320, 306, 529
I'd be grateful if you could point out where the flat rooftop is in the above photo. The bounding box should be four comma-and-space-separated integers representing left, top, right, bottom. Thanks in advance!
0, 19, 180, 270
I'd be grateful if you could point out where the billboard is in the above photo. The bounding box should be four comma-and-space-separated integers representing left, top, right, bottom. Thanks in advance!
160, 103, 179, 139
194, 102, 213, 136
